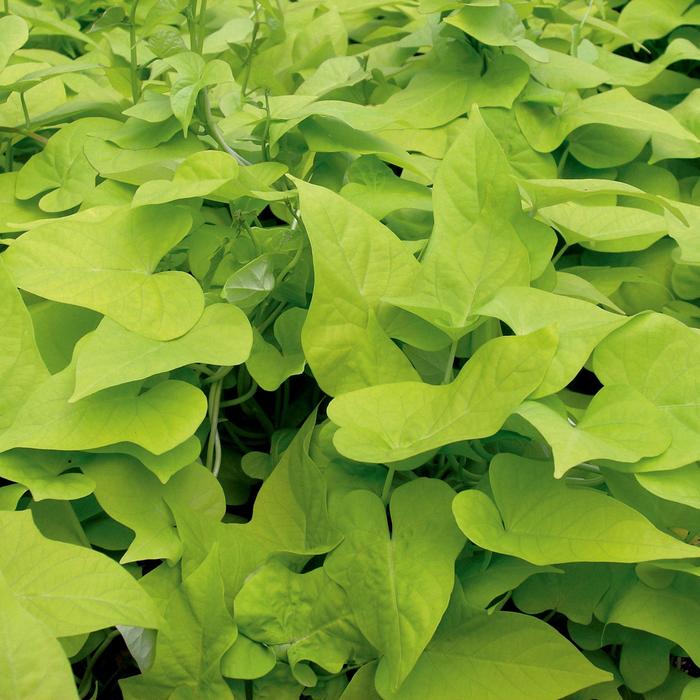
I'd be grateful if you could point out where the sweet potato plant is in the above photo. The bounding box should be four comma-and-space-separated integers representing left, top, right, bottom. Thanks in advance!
0, 0, 699, 698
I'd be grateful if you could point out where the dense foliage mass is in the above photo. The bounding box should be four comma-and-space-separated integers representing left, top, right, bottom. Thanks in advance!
0, 0, 699, 698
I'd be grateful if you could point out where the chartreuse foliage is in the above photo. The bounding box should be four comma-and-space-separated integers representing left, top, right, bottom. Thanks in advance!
0, 0, 699, 698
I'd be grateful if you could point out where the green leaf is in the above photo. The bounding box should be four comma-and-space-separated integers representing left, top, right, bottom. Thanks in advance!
80, 455, 182, 564
339, 156, 432, 220
377, 596, 612, 699
328, 328, 557, 464
0, 571, 79, 700
165, 52, 233, 134
0, 260, 49, 431
637, 465, 700, 510
218, 412, 341, 598
0, 16, 29, 72
325, 479, 465, 691
387, 107, 530, 338
132, 150, 239, 206
3, 205, 203, 341
84, 134, 205, 186
459, 553, 559, 610
72, 304, 252, 400
598, 569, 700, 665
120, 546, 237, 699
617, 0, 700, 44
15, 118, 121, 212
446, 3, 548, 61
515, 386, 672, 477
221, 634, 276, 681
478, 286, 626, 397
246, 307, 307, 391
296, 179, 420, 395
516, 88, 699, 153
236, 561, 373, 684
0, 510, 159, 637
0, 361, 207, 456
538, 203, 668, 252
593, 313, 700, 471
513, 564, 611, 625
0, 449, 94, 501
453, 455, 700, 565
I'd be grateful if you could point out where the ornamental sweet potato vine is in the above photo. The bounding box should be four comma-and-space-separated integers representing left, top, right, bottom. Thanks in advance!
0, 1, 699, 698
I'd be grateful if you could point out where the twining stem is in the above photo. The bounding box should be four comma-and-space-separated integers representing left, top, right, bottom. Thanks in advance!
203, 364, 233, 385
240, 1, 261, 97
220, 379, 258, 407
129, 0, 142, 104
206, 379, 223, 473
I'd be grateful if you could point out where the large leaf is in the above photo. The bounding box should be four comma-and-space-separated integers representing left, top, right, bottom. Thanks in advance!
0, 510, 159, 637
0, 361, 207, 456
377, 595, 612, 699
217, 413, 342, 598
0, 16, 29, 72
0, 571, 78, 700
478, 286, 626, 396
453, 455, 700, 565
120, 547, 237, 699
593, 313, 700, 471
0, 261, 49, 431
296, 179, 420, 395
328, 328, 557, 464
388, 107, 530, 338
132, 150, 239, 206
72, 304, 252, 400
3, 205, 203, 341
516, 386, 672, 477
324, 479, 465, 692
516, 88, 699, 153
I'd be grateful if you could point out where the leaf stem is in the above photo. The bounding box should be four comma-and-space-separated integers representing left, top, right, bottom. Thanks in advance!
4, 138, 12, 172
200, 88, 251, 166
0, 126, 48, 144
19, 92, 31, 130
129, 0, 141, 104
77, 630, 120, 698
196, 0, 208, 53
381, 465, 396, 505
442, 340, 458, 384
240, 1, 261, 97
